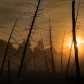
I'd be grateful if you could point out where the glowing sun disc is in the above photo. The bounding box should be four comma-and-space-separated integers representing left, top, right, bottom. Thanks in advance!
69, 39, 83, 48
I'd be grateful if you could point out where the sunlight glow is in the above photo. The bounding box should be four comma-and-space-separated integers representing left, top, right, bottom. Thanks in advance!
68, 37, 83, 48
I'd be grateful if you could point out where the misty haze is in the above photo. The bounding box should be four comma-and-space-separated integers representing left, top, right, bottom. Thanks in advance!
0, 0, 84, 84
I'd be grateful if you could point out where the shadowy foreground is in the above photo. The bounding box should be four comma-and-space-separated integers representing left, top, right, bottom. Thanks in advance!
0, 72, 84, 84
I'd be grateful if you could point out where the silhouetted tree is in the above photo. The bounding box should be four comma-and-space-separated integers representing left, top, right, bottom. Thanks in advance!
36, 40, 44, 50
18, 40, 31, 50
0, 39, 12, 48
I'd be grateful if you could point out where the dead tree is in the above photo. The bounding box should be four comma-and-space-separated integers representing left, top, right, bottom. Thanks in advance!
40, 32, 49, 74
66, 40, 73, 76
61, 30, 65, 74
71, 60, 75, 74
66, 0, 80, 78
0, 15, 21, 77
49, 15, 55, 74
17, 0, 41, 79
72, 0, 80, 80
8, 59, 10, 84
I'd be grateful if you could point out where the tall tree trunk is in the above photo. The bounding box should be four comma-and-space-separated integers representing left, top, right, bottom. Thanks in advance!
66, 40, 73, 76
49, 15, 55, 74
40, 32, 49, 74
72, 0, 80, 81
0, 15, 20, 77
61, 30, 65, 74
17, 0, 41, 79
8, 59, 10, 84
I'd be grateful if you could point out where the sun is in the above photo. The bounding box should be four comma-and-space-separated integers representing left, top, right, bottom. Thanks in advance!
68, 37, 83, 48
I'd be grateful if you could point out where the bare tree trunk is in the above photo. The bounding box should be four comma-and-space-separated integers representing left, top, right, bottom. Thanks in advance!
40, 32, 49, 74
72, 0, 80, 81
49, 15, 55, 74
8, 59, 10, 84
44, 50, 49, 74
66, 40, 73, 76
0, 15, 21, 77
71, 60, 75, 74
17, 0, 41, 79
61, 30, 65, 74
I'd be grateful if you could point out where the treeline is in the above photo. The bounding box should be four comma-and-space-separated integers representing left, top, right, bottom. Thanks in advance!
0, 39, 60, 73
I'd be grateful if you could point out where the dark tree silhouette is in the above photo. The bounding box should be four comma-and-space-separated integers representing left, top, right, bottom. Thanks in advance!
72, 0, 80, 81
0, 39, 12, 48
0, 15, 21, 77
18, 40, 31, 50
17, 0, 42, 79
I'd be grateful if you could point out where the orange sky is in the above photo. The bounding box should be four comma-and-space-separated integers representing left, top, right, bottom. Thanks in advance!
0, 0, 84, 52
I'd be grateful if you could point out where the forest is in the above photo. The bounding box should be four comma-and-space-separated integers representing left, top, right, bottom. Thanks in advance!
0, 0, 84, 84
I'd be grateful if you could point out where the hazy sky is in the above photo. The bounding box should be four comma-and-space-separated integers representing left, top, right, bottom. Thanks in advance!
0, 0, 84, 52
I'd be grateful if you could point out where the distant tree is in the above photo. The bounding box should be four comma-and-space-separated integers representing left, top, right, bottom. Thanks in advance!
36, 40, 44, 50
18, 40, 31, 51
17, 40, 32, 72
33, 40, 44, 55
0, 39, 12, 48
